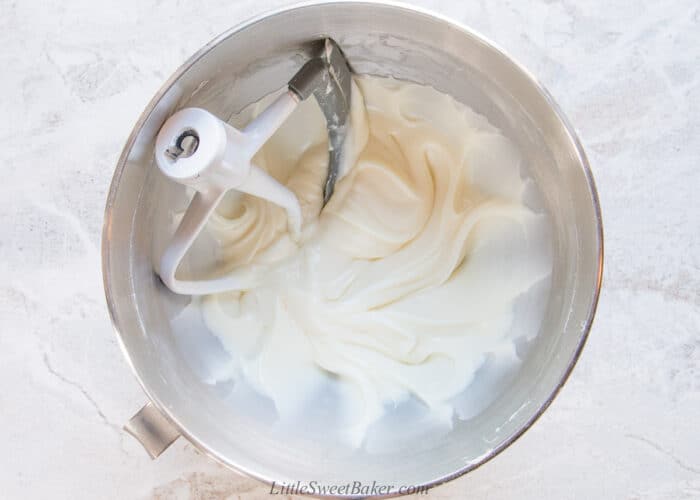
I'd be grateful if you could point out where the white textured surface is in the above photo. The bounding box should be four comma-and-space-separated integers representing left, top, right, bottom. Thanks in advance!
0, 0, 698, 498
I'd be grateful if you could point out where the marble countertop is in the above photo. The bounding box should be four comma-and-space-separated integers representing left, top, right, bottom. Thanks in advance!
1, 0, 698, 498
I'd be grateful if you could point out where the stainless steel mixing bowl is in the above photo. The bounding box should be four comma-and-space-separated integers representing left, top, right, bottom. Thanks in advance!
102, 1, 603, 496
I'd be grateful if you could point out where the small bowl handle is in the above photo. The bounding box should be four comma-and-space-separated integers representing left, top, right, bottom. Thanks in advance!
124, 402, 181, 459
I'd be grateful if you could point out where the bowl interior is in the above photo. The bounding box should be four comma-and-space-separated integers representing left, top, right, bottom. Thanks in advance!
103, 2, 601, 490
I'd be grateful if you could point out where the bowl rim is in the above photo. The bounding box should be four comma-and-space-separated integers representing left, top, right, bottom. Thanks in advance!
101, 1, 604, 497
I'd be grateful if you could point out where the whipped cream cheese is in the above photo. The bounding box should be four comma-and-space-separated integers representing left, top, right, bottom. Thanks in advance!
199, 76, 552, 446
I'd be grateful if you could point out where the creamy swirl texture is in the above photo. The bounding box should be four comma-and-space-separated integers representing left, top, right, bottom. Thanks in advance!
200, 76, 552, 446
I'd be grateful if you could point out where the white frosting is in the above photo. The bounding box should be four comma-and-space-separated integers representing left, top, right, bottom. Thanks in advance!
200, 76, 552, 446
